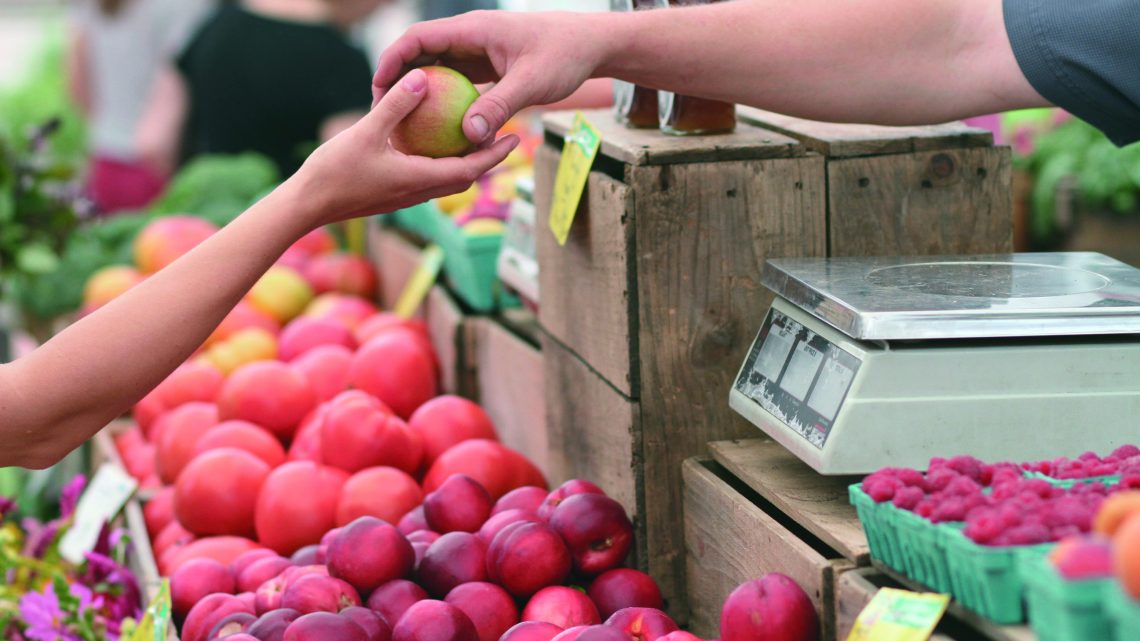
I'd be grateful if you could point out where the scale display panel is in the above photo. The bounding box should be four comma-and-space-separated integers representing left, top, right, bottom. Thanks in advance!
734, 308, 862, 449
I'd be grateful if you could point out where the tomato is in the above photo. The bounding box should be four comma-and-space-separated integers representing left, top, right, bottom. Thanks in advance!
255, 461, 348, 555
155, 402, 220, 484
408, 395, 498, 467
175, 448, 271, 537
423, 440, 546, 499
336, 466, 424, 526
193, 420, 287, 468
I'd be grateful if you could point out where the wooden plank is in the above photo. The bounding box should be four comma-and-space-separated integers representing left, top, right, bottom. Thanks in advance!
540, 331, 639, 530
472, 318, 548, 474
543, 109, 802, 166
709, 439, 870, 564
827, 147, 1014, 256
683, 459, 851, 641
737, 107, 993, 158
424, 285, 473, 396
535, 146, 637, 395
632, 155, 828, 613
368, 223, 426, 314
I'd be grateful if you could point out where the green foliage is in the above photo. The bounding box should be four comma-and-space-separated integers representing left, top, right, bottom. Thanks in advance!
151, 153, 279, 225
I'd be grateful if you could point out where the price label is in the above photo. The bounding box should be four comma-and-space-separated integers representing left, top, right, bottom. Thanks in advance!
548, 112, 601, 246
59, 463, 137, 564
394, 244, 444, 319
845, 588, 949, 641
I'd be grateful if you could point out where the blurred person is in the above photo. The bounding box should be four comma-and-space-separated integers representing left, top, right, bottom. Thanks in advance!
0, 68, 520, 469
421, 0, 496, 21
67, 0, 213, 213
136, 0, 391, 179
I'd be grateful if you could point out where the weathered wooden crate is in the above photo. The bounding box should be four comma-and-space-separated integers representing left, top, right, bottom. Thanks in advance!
682, 457, 856, 641
469, 311, 549, 475
534, 108, 1013, 614
367, 222, 476, 397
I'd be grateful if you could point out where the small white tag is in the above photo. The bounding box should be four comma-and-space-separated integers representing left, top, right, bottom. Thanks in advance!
59, 464, 138, 564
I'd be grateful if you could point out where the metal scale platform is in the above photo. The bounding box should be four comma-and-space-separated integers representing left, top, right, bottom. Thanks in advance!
729, 252, 1140, 474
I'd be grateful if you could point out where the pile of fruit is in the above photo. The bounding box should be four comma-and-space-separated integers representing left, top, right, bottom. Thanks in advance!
861, 450, 1140, 546
1044, 491, 1140, 590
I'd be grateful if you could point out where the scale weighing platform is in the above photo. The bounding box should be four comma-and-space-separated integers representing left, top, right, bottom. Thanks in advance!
729, 252, 1140, 474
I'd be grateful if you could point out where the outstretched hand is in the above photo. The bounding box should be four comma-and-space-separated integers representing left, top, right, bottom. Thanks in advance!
371, 11, 605, 146
296, 67, 521, 228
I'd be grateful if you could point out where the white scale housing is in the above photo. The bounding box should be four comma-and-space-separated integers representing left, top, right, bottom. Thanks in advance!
729, 253, 1140, 474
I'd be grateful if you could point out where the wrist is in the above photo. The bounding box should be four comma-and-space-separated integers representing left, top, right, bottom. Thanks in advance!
263, 173, 322, 238
585, 10, 630, 80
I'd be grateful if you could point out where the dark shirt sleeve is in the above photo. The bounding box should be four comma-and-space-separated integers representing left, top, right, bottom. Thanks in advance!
313, 43, 374, 119
1004, 0, 1140, 146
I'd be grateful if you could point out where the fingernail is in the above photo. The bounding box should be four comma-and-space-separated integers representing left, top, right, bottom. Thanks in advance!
402, 69, 426, 92
469, 115, 489, 142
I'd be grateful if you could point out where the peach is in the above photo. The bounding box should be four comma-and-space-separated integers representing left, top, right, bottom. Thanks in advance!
327, 517, 416, 593
304, 294, 377, 329
1048, 536, 1113, 579
485, 522, 570, 598
340, 606, 392, 641
207, 613, 257, 640
289, 345, 354, 403
399, 506, 429, 535
499, 622, 564, 641
171, 558, 236, 620
1094, 491, 1140, 537
320, 394, 423, 474
238, 556, 294, 594
409, 396, 498, 468
353, 314, 431, 349
82, 265, 144, 312
337, 466, 423, 527
604, 609, 677, 641
155, 402, 220, 484
493, 487, 548, 516
1114, 513, 1140, 599
392, 600, 479, 641
207, 301, 280, 347
291, 227, 338, 257
255, 462, 349, 555
445, 582, 518, 641
281, 575, 362, 614
283, 612, 369, 641
248, 608, 302, 641
477, 509, 541, 545
587, 570, 664, 620
367, 580, 429, 626
304, 253, 378, 299
278, 317, 355, 362
134, 216, 218, 274
134, 389, 167, 439
155, 362, 225, 409
166, 536, 262, 575
193, 420, 287, 468
288, 409, 325, 462
182, 593, 254, 641
424, 475, 493, 534
417, 532, 487, 597
521, 587, 600, 629
202, 328, 279, 375
390, 67, 480, 158
218, 361, 317, 440
144, 486, 176, 536
250, 266, 314, 324
350, 333, 438, 419
231, 548, 279, 579
719, 575, 818, 641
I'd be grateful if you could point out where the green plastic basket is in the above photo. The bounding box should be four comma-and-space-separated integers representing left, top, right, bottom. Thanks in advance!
941, 526, 1054, 624
1106, 584, 1140, 641
895, 508, 953, 592
386, 201, 441, 241
849, 485, 905, 570
1023, 471, 1122, 489
1022, 554, 1113, 641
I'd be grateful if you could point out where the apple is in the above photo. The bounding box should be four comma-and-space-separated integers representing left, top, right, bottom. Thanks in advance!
418, 532, 487, 597
548, 494, 633, 575
280, 574, 361, 614
444, 582, 518, 641
485, 522, 570, 598
537, 480, 605, 521
719, 575, 818, 641
282, 612, 368, 641
367, 579, 428, 626
424, 475, 493, 534
603, 608, 678, 641
521, 587, 600, 629
328, 517, 416, 593
392, 600, 479, 641
587, 570, 664, 620
390, 67, 480, 158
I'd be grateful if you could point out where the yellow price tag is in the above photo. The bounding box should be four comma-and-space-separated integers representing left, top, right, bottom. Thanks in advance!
394, 244, 444, 319
846, 588, 949, 641
548, 112, 601, 246
130, 579, 171, 641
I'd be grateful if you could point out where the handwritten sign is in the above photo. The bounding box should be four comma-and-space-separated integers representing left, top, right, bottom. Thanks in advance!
548, 112, 601, 246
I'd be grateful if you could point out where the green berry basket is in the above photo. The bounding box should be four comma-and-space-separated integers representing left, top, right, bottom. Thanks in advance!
894, 508, 953, 593
849, 484, 905, 570
386, 201, 442, 242
1106, 583, 1140, 641
1022, 554, 1113, 641
1023, 471, 1122, 489
941, 526, 1055, 624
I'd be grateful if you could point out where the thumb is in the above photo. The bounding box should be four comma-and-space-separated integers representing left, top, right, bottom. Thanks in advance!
463, 70, 540, 144
368, 68, 429, 139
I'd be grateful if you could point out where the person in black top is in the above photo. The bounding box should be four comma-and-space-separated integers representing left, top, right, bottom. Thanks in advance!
137, 0, 388, 177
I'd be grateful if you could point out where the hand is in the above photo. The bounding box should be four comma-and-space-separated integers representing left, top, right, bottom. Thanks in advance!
293, 68, 520, 228
372, 10, 607, 145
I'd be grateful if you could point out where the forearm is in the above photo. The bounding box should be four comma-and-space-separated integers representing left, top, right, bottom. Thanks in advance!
594, 0, 1046, 125
66, 26, 92, 116
0, 178, 315, 468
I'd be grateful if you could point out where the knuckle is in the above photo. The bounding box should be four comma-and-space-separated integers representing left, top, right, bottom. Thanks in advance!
479, 93, 513, 125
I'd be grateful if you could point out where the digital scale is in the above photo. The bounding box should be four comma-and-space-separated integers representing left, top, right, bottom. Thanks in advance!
729, 253, 1140, 474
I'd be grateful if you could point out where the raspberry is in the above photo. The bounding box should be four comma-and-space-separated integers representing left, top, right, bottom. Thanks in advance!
947, 455, 986, 482
931, 497, 968, 523
1024, 479, 1056, 499
915, 500, 936, 519
1004, 523, 1052, 545
1111, 445, 1140, 459
945, 476, 983, 498
892, 486, 925, 511
925, 468, 958, 492
864, 477, 902, 503
1051, 525, 1082, 540
1117, 475, 1140, 490
990, 467, 1024, 490
895, 468, 927, 489
1078, 451, 1101, 462
964, 510, 1003, 544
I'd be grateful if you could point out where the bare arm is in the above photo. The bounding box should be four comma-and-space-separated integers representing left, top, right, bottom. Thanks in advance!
373, 0, 1048, 143
135, 65, 189, 175
0, 69, 519, 469
320, 111, 366, 142
66, 25, 92, 116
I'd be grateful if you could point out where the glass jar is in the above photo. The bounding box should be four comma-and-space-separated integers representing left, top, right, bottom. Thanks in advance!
654, 0, 736, 135
611, 0, 660, 128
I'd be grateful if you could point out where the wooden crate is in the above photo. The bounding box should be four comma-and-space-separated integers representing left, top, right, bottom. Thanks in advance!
470, 313, 549, 475
682, 458, 856, 641
367, 223, 476, 397
534, 108, 1013, 613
